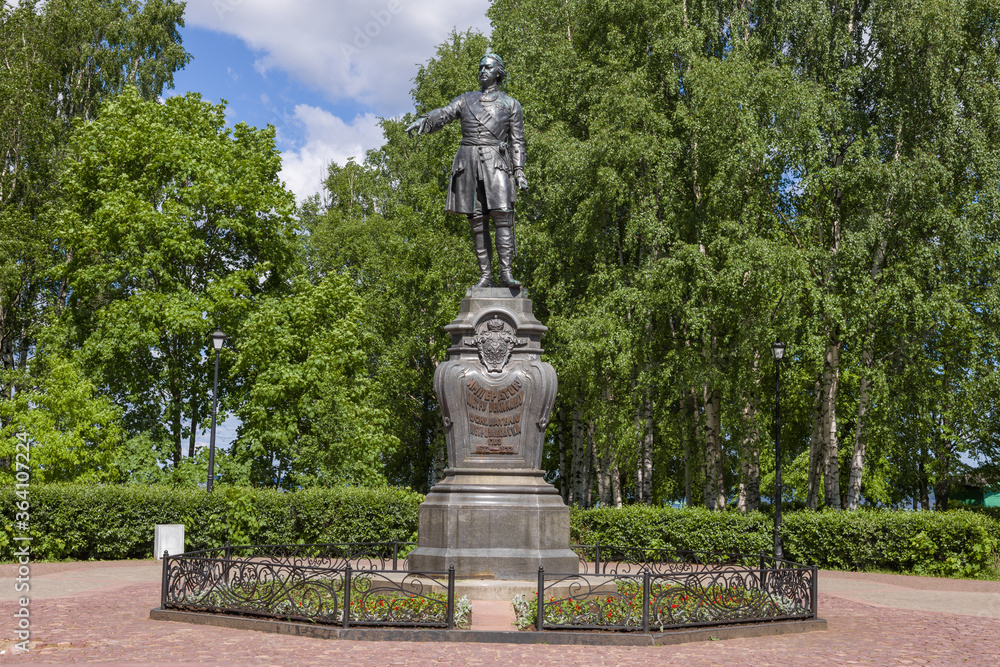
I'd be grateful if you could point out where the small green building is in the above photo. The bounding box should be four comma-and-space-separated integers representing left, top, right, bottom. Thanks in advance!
951, 483, 1000, 507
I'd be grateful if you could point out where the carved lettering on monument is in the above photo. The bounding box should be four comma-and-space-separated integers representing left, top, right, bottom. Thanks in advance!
466, 378, 524, 454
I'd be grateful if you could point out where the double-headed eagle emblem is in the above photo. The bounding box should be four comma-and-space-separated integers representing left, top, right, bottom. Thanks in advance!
474, 316, 518, 373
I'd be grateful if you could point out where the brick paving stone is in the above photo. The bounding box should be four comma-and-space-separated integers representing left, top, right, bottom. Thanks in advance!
819, 569, 1000, 594
469, 600, 517, 631
0, 580, 998, 665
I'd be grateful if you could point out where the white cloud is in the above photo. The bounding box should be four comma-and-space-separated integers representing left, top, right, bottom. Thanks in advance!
278, 105, 386, 200
186, 0, 492, 113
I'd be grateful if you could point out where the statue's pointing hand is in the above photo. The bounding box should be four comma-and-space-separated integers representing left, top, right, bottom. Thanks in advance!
406, 117, 427, 138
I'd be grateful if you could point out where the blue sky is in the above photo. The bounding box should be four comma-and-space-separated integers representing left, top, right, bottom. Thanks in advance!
172, 0, 491, 449
170, 0, 492, 203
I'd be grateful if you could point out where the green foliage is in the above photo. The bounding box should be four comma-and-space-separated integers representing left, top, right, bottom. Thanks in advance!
572, 506, 1000, 578
483, 0, 1000, 510
781, 510, 999, 578
0, 484, 422, 561
4, 0, 999, 505
187, 579, 471, 628
231, 275, 398, 488
301, 31, 491, 491
0, 348, 124, 484
954, 505, 1000, 524
1, 0, 190, 440
114, 442, 250, 488
56, 87, 297, 467
571, 505, 772, 555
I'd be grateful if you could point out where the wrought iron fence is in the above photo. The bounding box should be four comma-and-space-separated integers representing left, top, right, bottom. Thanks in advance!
173, 540, 416, 572
533, 548, 817, 633
159, 541, 816, 634
160, 543, 456, 629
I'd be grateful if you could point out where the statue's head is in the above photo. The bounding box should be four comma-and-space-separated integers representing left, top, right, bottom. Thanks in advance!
479, 52, 506, 86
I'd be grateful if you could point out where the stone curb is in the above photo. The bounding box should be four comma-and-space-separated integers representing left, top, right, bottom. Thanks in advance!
149, 607, 827, 646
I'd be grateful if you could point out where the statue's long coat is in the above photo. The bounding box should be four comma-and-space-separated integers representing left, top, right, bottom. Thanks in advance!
422, 90, 526, 215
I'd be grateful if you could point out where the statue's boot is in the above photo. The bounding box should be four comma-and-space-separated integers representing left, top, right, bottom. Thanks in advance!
470, 215, 494, 288
493, 212, 521, 288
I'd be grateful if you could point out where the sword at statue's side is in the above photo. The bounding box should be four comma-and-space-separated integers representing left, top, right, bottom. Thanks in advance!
511, 211, 517, 260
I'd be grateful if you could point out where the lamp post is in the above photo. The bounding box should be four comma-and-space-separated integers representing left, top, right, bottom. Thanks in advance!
207, 329, 226, 493
771, 341, 786, 560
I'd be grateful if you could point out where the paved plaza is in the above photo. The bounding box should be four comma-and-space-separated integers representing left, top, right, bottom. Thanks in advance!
1, 560, 999, 665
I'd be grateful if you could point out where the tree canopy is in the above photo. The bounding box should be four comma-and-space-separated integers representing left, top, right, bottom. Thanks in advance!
299, 0, 1000, 508
2, 0, 997, 505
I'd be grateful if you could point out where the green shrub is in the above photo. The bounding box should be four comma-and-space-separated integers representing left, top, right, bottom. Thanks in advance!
781, 509, 998, 577
4, 485, 997, 577
571, 505, 771, 556
571, 506, 999, 578
0, 484, 422, 561
953, 505, 1000, 524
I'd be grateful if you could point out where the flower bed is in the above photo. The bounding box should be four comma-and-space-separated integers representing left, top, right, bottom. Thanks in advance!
173, 576, 471, 627
162, 547, 467, 629
516, 550, 817, 633
513, 577, 810, 631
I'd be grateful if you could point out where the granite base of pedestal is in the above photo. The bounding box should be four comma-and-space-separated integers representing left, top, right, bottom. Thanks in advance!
407, 468, 579, 580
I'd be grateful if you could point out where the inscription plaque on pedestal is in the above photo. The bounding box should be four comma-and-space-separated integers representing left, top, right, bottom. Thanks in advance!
408, 287, 578, 580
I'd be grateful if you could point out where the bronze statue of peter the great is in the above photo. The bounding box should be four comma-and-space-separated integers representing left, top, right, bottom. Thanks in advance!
407, 52, 528, 288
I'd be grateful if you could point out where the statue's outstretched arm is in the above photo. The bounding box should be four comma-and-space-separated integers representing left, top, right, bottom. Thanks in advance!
406, 95, 464, 138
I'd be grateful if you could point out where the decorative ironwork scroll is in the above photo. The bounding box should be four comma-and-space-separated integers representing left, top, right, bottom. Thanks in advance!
175, 541, 416, 572
161, 543, 456, 629
531, 546, 817, 633
347, 569, 454, 627
164, 556, 345, 624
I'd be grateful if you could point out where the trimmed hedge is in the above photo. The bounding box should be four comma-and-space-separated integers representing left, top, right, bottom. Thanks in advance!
782, 508, 1000, 577
571, 505, 773, 556
0, 484, 422, 561
572, 506, 1000, 578
955, 505, 1000, 523
4, 485, 997, 577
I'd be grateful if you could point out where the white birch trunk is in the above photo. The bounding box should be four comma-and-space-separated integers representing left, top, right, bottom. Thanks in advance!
690, 387, 702, 507
845, 364, 871, 510
570, 408, 586, 506
738, 399, 761, 512
634, 407, 645, 504
557, 410, 568, 503
703, 386, 724, 510
642, 397, 654, 504
584, 419, 595, 508
611, 461, 622, 508
822, 342, 842, 509
806, 378, 823, 509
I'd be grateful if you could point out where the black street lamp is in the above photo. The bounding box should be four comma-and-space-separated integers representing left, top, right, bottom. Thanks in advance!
771, 341, 786, 560
207, 329, 226, 493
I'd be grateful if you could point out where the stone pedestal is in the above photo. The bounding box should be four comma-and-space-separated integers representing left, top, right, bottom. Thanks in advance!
408, 287, 578, 579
